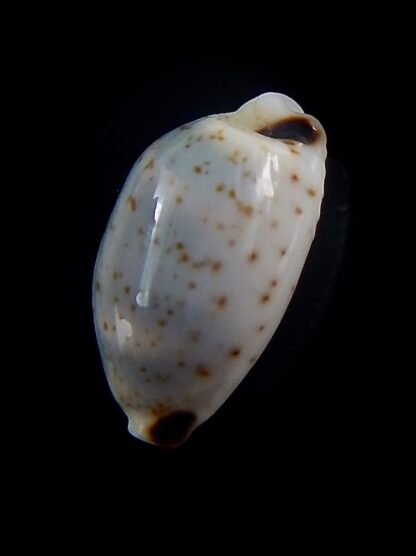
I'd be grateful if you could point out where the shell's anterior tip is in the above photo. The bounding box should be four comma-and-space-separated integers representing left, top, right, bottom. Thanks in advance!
147, 410, 197, 448
256, 116, 321, 144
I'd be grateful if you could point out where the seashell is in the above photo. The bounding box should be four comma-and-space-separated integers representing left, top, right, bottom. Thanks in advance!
93, 93, 327, 447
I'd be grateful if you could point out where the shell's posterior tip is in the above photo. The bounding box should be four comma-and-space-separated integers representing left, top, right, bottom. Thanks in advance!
129, 410, 197, 448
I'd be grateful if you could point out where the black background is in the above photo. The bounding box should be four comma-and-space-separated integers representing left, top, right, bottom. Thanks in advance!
53, 47, 368, 498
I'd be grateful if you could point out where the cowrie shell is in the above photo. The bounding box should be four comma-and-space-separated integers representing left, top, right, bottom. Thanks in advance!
93, 93, 326, 447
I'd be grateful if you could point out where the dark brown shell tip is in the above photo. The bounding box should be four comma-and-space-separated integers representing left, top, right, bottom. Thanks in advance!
256, 116, 320, 144
149, 410, 196, 448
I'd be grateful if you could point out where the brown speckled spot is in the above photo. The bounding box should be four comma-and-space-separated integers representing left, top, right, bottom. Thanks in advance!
257, 116, 320, 144
137, 227, 144, 236
151, 340, 157, 348
237, 201, 253, 217
153, 237, 160, 246
176, 195, 183, 204
290, 147, 300, 155
247, 250, 258, 263
167, 308, 174, 317
260, 293, 270, 304
228, 189, 236, 199
123, 285, 130, 294
230, 347, 241, 358
178, 253, 189, 264
228, 239, 236, 247
112, 271, 123, 280
158, 319, 166, 327
188, 281, 196, 289
270, 279, 278, 288
148, 410, 196, 448
280, 248, 287, 257
196, 134, 203, 141
140, 366, 147, 373
103, 321, 108, 331
196, 364, 210, 378
291, 173, 299, 183
216, 222, 226, 231
243, 170, 251, 178
193, 165, 202, 174
307, 187, 317, 197
209, 129, 224, 141
112, 325, 116, 332
242, 155, 248, 162
228, 150, 239, 164
249, 356, 257, 364
216, 182, 225, 192
144, 159, 154, 170
211, 260, 223, 272
177, 360, 186, 368
216, 295, 228, 309
127, 195, 136, 211
189, 330, 201, 343
257, 324, 265, 332
95, 281, 101, 292
113, 295, 120, 303
270, 219, 278, 229
176, 242, 184, 251
294, 206, 303, 215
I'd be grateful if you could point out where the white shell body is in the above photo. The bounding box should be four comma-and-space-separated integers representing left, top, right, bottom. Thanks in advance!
93, 93, 327, 446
